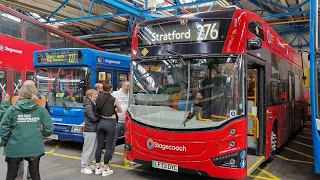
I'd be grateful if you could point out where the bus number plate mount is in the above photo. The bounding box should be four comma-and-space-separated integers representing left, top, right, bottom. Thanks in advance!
152, 160, 178, 172
47, 134, 58, 140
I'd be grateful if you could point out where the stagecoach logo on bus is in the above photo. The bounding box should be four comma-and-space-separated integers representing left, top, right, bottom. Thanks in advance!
147, 139, 187, 152
98, 56, 121, 65
0, 44, 22, 54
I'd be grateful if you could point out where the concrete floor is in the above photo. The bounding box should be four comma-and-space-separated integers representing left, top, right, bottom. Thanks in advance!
0, 122, 318, 180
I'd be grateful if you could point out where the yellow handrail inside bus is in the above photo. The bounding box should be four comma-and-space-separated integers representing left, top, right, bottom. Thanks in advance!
211, 115, 228, 120
196, 110, 213, 122
248, 113, 259, 142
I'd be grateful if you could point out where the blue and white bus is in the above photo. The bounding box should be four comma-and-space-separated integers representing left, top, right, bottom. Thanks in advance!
33, 48, 130, 144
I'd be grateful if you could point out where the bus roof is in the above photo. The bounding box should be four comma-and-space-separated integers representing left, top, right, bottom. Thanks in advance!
34, 48, 130, 59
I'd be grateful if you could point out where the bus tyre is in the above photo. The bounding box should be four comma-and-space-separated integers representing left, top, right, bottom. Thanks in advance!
267, 129, 277, 163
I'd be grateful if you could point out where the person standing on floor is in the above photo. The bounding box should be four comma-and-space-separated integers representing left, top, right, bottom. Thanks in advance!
95, 82, 122, 177
0, 84, 54, 180
80, 89, 100, 175
11, 80, 52, 180
110, 81, 129, 159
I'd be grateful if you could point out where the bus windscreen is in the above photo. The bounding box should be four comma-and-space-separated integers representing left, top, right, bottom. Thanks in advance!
37, 50, 82, 64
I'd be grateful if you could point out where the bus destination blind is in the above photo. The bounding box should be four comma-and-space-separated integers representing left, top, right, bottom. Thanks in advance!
37, 50, 82, 64
139, 20, 221, 46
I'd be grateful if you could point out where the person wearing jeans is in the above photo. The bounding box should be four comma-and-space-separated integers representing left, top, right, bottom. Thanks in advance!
110, 81, 129, 160
80, 89, 100, 175
95, 82, 122, 177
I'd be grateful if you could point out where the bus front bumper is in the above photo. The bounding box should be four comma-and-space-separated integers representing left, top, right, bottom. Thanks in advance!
48, 131, 84, 144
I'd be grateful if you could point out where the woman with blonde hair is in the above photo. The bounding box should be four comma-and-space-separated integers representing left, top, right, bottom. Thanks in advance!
0, 84, 54, 180
81, 89, 99, 175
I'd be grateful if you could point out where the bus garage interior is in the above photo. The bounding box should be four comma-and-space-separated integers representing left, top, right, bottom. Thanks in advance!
0, 0, 316, 180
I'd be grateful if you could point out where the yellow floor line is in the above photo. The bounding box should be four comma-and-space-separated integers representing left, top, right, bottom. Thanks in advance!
247, 156, 265, 174
298, 135, 312, 140
284, 147, 314, 159
257, 168, 281, 180
115, 152, 125, 156
275, 155, 314, 164
291, 140, 313, 148
49, 152, 144, 171
255, 162, 271, 179
249, 175, 274, 180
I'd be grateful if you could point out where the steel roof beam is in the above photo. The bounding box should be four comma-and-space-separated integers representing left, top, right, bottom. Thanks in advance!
47, 0, 71, 21
290, 0, 310, 12
47, 13, 128, 23
247, 0, 277, 14
259, 0, 291, 11
77, 32, 132, 39
96, 0, 166, 20
146, 0, 215, 12
263, 10, 309, 19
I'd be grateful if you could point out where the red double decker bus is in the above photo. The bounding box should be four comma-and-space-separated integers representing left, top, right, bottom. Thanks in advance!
125, 9, 309, 179
0, 4, 102, 96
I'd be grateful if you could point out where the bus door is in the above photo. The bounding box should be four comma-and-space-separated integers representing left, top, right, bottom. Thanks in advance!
0, 67, 9, 94
115, 71, 130, 90
247, 55, 266, 157
289, 73, 295, 134
11, 68, 23, 96
97, 68, 116, 88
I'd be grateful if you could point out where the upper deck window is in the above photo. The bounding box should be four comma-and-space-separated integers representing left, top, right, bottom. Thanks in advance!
50, 32, 66, 48
248, 22, 264, 41
0, 11, 22, 38
25, 21, 47, 46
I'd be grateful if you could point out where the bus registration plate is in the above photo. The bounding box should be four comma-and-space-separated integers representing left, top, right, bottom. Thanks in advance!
152, 160, 178, 172
48, 134, 58, 140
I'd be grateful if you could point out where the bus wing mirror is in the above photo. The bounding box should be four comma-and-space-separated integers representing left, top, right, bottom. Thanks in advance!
99, 72, 106, 81
247, 38, 262, 50
302, 68, 310, 88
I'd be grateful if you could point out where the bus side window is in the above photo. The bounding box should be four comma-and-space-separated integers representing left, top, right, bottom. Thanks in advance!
0, 70, 8, 93
26, 71, 34, 80
97, 70, 112, 84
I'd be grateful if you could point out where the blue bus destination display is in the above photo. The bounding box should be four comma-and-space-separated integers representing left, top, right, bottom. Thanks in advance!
139, 20, 220, 46
37, 50, 82, 64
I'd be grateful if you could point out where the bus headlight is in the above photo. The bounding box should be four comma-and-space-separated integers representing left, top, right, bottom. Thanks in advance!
230, 128, 236, 135
212, 150, 246, 168
71, 126, 84, 133
230, 141, 236, 147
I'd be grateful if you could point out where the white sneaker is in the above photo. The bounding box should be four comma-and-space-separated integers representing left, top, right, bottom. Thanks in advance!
129, 161, 136, 166
95, 168, 102, 175
89, 165, 96, 171
81, 167, 93, 175
102, 169, 113, 177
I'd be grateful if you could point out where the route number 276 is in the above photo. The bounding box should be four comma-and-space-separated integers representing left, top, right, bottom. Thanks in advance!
196, 23, 219, 41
